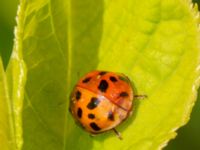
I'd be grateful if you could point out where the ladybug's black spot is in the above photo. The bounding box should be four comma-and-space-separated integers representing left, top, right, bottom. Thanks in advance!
110, 76, 118, 82
82, 77, 91, 83
77, 107, 82, 118
99, 71, 107, 76
76, 90, 81, 100
87, 97, 100, 109
90, 122, 101, 131
88, 114, 95, 119
120, 92, 129, 97
108, 111, 115, 121
98, 80, 108, 92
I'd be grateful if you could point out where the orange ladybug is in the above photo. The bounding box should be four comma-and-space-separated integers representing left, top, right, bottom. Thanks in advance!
69, 71, 145, 139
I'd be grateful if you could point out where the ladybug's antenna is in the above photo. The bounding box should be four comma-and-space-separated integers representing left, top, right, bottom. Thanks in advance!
134, 95, 147, 100
113, 128, 122, 140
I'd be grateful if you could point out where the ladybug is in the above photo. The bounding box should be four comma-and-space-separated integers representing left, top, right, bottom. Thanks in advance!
69, 70, 146, 139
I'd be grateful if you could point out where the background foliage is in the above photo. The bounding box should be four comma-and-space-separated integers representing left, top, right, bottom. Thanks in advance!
0, 0, 199, 149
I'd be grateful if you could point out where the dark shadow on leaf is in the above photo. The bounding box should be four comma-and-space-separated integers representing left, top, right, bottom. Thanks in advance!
65, 0, 104, 150
22, 0, 104, 150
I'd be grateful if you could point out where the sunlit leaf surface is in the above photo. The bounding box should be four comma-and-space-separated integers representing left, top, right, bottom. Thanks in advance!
10, 0, 200, 149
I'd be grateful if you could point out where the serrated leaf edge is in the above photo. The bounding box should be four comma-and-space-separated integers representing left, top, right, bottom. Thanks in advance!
159, 0, 200, 149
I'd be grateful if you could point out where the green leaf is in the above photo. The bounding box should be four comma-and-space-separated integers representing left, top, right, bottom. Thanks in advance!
15, 0, 200, 149
0, 57, 22, 150
0, 57, 13, 150
4, 1, 27, 149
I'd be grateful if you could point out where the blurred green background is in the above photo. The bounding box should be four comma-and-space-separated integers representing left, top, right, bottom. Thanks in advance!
0, 0, 199, 149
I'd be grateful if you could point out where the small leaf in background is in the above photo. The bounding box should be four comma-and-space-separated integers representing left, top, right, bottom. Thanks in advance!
5, 0, 200, 150
0, 58, 14, 150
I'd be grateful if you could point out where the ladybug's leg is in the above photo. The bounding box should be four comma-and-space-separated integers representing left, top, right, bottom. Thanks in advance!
134, 95, 147, 100
113, 128, 122, 140
89, 134, 96, 138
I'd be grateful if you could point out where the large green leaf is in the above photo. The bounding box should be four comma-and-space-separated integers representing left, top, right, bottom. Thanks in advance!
14, 0, 200, 149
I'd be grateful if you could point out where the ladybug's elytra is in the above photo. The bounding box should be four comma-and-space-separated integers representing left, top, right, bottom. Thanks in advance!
69, 70, 146, 139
